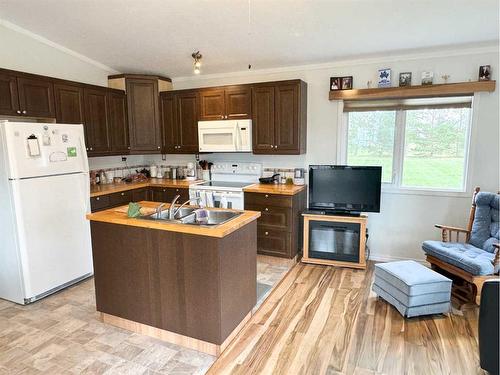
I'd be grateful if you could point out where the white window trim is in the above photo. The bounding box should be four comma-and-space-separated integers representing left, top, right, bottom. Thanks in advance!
337, 95, 478, 198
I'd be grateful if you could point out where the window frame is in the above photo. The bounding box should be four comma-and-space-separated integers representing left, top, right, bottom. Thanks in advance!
337, 96, 476, 197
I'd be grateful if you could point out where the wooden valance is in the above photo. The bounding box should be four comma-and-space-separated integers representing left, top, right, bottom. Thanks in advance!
329, 80, 496, 101
343, 96, 473, 112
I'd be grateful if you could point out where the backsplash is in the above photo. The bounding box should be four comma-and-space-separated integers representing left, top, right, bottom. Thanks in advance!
88, 153, 307, 184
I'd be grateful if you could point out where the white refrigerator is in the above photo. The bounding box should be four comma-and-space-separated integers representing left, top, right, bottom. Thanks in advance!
0, 121, 93, 305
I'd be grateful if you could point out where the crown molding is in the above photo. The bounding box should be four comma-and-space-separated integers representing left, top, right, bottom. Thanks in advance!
0, 19, 119, 74
173, 42, 499, 83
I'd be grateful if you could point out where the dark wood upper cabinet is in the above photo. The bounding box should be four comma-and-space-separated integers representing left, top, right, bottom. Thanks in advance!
0, 72, 20, 116
84, 88, 111, 155
107, 91, 129, 154
126, 78, 161, 153
160, 91, 199, 154
252, 85, 275, 153
54, 84, 85, 124
199, 89, 225, 120
160, 92, 176, 154
274, 83, 299, 152
199, 86, 251, 121
252, 80, 307, 155
176, 91, 199, 153
17, 77, 55, 118
225, 86, 251, 119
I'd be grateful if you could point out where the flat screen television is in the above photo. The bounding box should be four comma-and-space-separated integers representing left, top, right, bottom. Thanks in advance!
308, 165, 382, 214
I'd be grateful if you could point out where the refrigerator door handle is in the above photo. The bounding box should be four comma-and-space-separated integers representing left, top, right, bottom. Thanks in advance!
84, 174, 90, 214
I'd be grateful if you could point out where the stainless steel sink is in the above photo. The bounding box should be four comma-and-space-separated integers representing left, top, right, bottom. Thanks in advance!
139, 207, 241, 227
182, 210, 242, 226
142, 207, 197, 221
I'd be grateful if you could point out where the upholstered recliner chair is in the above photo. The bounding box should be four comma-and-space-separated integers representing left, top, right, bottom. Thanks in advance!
422, 188, 499, 304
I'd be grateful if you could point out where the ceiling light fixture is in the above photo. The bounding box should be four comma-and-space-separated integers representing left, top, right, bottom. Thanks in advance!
192, 51, 202, 74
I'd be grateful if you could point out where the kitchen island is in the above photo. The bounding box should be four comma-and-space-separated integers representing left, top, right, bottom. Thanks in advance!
86, 202, 260, 356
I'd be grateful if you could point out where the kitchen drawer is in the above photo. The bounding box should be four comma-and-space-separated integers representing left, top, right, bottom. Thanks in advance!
167, 187, 190, 202
131, 188, 150, 202
244, 192, 292, 208
257, 226, 291, 258
90, 195, 111, 212
245, 204, 291, 229
108, 190, 133, 207
150, 187, 189, 202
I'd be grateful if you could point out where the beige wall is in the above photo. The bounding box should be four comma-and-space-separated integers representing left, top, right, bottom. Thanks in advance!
169, 45, 499, 261
0, 23, 113, 86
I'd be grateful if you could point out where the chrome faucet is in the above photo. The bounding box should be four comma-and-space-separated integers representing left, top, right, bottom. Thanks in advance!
168, 194, 181, 219
155, 203, 166, 219
172, 197, 202, 218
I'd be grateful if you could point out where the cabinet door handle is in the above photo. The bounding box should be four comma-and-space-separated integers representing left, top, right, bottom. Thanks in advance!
265, 231, 269, 235
96, 197, 100, 201
220, 115, 224, 119
16, 110, 21, 114
157, 146, 161, 149
265, 194, 269, 198
176, 189, 179, 192
265, 208, 269, 211
127, 146, 130, 150
121, 192, 125, 196
89, 147, 93, 151
22, 110, 27, 114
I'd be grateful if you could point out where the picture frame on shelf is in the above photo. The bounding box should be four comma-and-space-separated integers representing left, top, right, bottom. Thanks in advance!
341, 76, 353, 90
399, 72, 412, 87
479, 65, 491, 81
330, 77, 341, 91
421, 71, 434, 85
378, 68, 391, 87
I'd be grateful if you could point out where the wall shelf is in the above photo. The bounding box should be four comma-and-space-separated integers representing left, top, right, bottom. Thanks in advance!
329, 80, 496, 101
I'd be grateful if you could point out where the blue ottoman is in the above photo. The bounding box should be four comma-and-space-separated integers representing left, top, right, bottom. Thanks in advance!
372, 260, 452, 318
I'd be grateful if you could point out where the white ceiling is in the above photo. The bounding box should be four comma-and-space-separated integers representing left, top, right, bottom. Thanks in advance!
0, 0, 498, 78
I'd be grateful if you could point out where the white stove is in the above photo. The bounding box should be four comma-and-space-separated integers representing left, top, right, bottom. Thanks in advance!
189, 162, 262, 209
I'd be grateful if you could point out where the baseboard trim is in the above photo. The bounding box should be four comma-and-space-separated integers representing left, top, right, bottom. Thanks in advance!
100, 311, 252, 357
368, 254, 427, 264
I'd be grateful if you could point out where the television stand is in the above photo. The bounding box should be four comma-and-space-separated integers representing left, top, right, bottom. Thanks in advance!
303, 209, 361, 217
302, 212, 367, 270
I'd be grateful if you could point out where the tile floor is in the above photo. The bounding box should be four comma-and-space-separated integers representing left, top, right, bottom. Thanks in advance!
0, 255, 292, 374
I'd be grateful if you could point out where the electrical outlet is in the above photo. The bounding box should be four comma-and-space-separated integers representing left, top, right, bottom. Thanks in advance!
121, 157, 127, 162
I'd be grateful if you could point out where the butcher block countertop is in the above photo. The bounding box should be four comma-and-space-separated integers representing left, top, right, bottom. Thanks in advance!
243, 183, 306, 195
90, 179, 306, 197
86, 201, 261, 238
90, 179, 203, 198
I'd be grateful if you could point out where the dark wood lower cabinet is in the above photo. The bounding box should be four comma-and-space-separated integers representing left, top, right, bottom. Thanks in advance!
150, 187, 189, 202
131, 188, 150, 202
90, 220, 257, 344
90, 187, 188, 212
90, 195, 111, 212
244, 190, 306, 258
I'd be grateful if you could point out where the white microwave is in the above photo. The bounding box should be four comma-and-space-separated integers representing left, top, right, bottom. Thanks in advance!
198, 120, 252, 152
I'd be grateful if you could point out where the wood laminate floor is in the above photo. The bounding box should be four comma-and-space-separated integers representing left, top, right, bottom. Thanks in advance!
0, 256, 293, 374
208, 262, 485, 375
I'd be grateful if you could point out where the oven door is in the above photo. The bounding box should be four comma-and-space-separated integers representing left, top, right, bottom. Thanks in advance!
198, 121, 237, 152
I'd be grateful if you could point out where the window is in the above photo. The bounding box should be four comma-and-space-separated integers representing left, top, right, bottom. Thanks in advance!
343, 98, 472, 191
